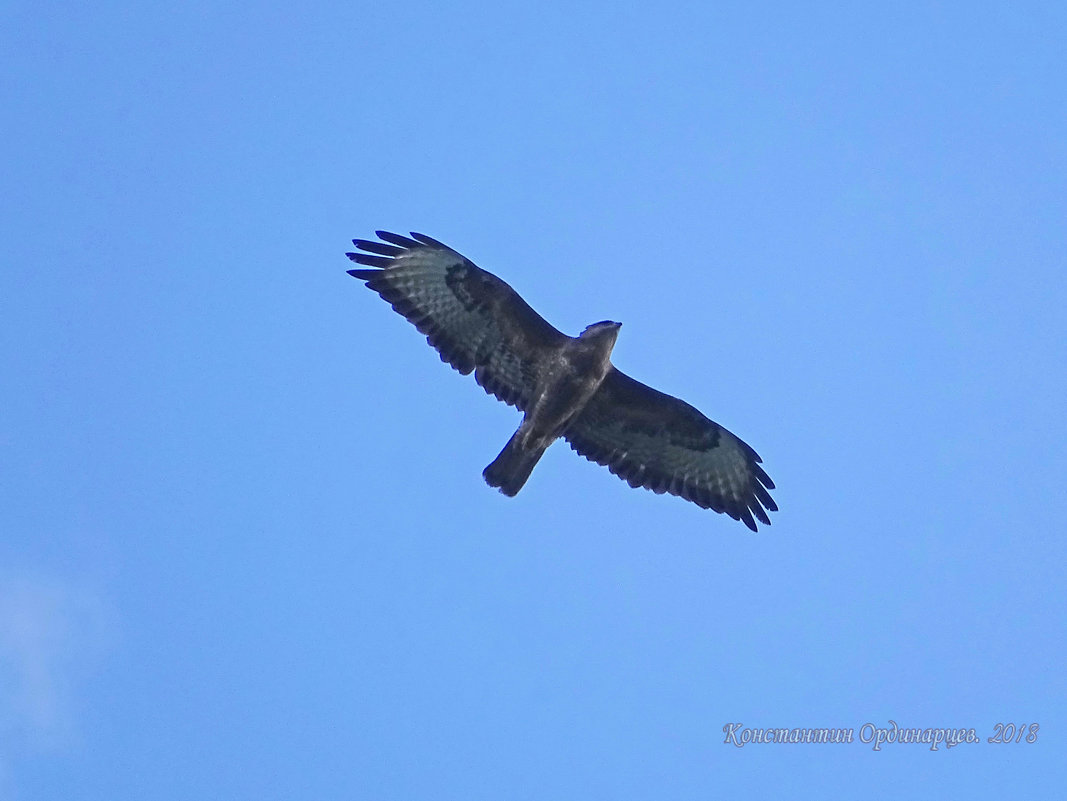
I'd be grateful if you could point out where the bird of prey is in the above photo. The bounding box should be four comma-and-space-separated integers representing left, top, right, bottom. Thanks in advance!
347, 231, 777, 530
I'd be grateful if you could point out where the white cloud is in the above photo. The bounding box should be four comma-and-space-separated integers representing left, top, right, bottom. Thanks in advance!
0, 574, 111, 792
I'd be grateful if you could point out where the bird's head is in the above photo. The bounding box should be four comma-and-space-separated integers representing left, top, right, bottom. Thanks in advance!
580, 320, 622, 345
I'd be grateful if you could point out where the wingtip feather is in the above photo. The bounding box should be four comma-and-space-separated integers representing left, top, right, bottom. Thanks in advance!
375, 230, 422, 249
739, 508, 758, 532
409, 231, 450, 250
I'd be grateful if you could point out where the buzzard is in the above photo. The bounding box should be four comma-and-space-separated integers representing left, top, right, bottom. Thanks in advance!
347, 231, 777, 531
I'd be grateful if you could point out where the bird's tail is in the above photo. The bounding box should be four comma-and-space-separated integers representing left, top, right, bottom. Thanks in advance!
483, 430, 545, 497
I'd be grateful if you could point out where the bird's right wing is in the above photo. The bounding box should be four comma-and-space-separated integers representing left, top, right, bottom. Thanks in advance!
347, 231, 568, 411
565, 367, 777, 531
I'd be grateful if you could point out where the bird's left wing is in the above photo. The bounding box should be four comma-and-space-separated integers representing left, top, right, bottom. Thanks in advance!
564, 368, 777, 530
347, 231, 568, 410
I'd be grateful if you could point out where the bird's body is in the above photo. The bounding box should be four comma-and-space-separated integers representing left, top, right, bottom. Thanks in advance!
347, 231, 777, 531
483, 320, 620, 496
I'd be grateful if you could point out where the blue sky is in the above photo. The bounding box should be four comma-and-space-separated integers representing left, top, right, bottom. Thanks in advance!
2, 1, 1065, 797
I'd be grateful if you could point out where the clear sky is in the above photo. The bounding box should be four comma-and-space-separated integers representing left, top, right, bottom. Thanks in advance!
2, 1, 1065, 798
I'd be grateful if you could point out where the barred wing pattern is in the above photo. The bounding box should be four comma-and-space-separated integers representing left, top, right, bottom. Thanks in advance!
565, 368, 777, 531
347, 232, 567, 410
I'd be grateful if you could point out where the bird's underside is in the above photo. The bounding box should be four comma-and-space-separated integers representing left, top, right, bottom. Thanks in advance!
347, 230, 777, 531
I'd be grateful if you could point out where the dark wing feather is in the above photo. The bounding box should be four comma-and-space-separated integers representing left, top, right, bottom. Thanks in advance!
565, 368, 777, 531
347, 231, 568, 410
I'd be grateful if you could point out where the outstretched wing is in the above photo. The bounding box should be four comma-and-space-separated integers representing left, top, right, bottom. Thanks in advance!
347, 231, 568, 410
565, 368, 777, 531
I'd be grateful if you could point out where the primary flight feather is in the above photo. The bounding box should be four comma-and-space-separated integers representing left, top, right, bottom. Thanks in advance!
347, 231, 777, 531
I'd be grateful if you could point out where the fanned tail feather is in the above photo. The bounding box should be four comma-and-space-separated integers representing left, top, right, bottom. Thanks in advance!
483, 430, 544, 496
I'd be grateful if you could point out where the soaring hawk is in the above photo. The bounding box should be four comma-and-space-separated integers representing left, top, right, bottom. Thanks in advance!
347, 231, 777, 531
